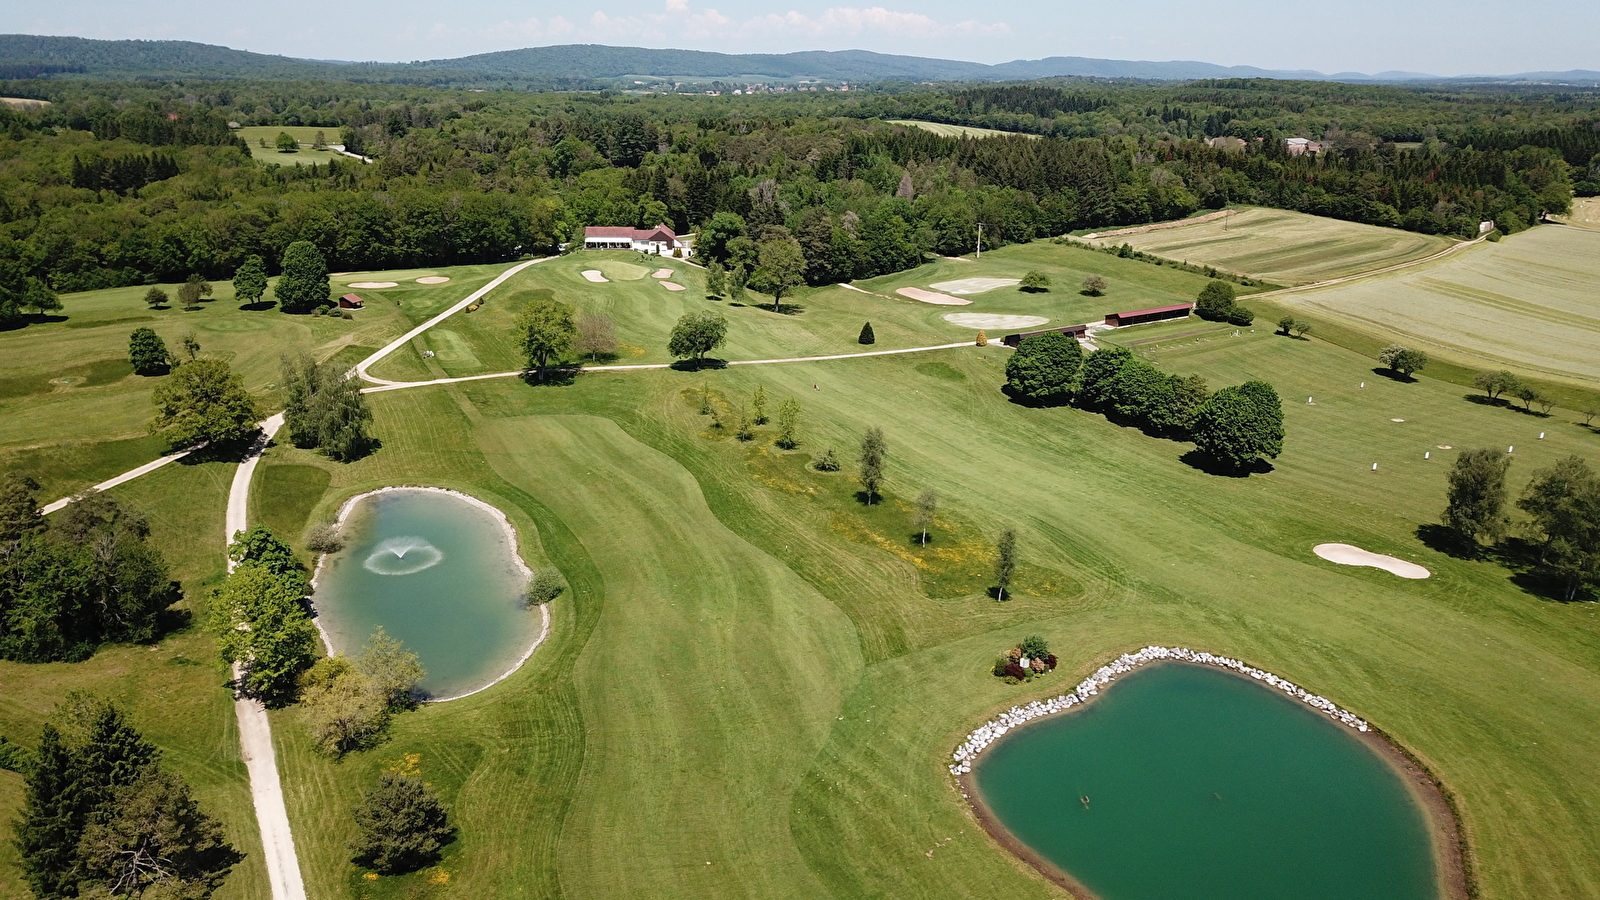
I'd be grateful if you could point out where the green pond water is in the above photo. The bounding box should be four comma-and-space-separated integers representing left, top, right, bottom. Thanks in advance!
973, 662, 1438, 900
311, 489, 537, 699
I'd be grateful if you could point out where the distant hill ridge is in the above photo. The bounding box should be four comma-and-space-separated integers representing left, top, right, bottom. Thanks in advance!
1, 34, 1598, 85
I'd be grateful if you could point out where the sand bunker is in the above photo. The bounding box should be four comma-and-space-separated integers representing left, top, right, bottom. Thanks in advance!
931, 277, 1021, 294
1313, 543, 1430, 579
943, 313, 1050, 330
1391, 418, 1406, 423
416, 276, 450, 284
661, 281, 686, 291
897, 287, 971, 306
348, 281, 398, 289
651, 268, 674, 279
581, 270, 609, 283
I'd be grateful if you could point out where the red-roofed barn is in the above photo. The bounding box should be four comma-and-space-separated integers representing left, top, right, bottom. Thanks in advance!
1104, 303, 1192, 327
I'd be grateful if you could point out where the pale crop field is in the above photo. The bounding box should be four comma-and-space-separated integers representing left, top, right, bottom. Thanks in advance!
1084, 207, 1456, 285
886, 120, 1036, 139
1552, 197, 1600, 230
1281, 225, 1600, 382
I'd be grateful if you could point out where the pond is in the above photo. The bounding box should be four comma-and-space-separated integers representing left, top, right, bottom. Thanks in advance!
311, 487, 542, 700
972, 662, 1441, 900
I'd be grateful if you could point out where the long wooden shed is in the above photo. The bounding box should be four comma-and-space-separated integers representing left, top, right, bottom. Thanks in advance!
1104, 303, 1192, 327
1001, 323, 1088, 347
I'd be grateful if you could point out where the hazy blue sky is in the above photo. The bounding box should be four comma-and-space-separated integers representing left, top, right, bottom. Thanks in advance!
9, 0, 1596, 74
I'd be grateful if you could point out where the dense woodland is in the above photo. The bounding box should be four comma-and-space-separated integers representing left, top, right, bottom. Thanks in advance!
0, 77, 1595, 323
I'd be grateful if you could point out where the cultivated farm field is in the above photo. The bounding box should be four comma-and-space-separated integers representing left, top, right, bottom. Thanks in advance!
1083, 207, 1458, 285
4, 240, 1600, 900
886, 119, 1034, 139
1280, 225, 1600, 383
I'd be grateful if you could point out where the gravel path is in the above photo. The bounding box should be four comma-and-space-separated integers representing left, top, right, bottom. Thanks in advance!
222, 414, 308, 900
39, 444, 202, 514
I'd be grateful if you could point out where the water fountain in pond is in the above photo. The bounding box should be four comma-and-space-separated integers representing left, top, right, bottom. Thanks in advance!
363, 536, 444, 575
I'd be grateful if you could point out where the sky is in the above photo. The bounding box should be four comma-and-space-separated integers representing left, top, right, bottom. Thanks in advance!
7, 0, 1597, 75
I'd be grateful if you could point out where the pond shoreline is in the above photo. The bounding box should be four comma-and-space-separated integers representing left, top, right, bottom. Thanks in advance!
951, 648, 1469, 900
309, 485, 551, 703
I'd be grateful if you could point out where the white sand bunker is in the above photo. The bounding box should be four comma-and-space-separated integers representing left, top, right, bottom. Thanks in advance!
1313, 543, 1430, 579
931, 277, 1021, 295
661, 281, 686, 291
1391, 418, 1406, 423
943, 313, 1050, 330
348, 281, 397, 289
897, 287, 970, 306
1437, 445, 1453, 450
416, 276, 450, 284
581, 270, 609, 283
651, 268, 674, 279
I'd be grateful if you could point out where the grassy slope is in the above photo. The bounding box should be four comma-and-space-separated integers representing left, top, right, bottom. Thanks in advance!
0, 263, 504, 501
6, 236, 1600, 900
1278, 226, 1600, 384
368, 245, 1230, 382
1085, 207, 1455, 285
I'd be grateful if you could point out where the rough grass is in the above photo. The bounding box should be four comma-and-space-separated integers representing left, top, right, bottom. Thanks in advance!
1084, 207, 1456, 285
6, 238, 1600, 900
1279, 225, 1600, 384
1550, 197, 1600, 230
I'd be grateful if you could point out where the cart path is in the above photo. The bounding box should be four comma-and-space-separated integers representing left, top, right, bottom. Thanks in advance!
354, 256, 552, 385
360, 342, 976, 393
223, 413, 308, 900
38, 443, 203, 515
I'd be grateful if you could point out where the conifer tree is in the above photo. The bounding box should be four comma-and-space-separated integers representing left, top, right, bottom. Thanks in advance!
14, 724, 84, 899
858, 321, 875, 344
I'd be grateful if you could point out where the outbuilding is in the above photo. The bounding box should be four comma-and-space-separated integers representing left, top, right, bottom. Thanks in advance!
1104, 303, 1192, 327
583, 224, 686, 254
338, 294, 364, 310
1002, 324, 1088, 347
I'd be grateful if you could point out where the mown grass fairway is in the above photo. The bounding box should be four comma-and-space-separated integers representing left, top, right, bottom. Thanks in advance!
235, 125, 351, 166
1551, 197, 1600, 230
1279, 226, 1600, 383
886, 120, 1036, 139
0, 263, 508, 500
4, 234, 1600, 900
1084, 207, 1457, 285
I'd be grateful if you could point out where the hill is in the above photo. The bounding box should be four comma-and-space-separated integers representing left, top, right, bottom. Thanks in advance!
3, 34, 1599, 86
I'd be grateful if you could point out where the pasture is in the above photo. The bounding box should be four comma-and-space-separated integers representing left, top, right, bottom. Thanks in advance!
1278, 225, 1600, 384
1082, 207, 1457, 285
234, 125, 352, 166
4, 234, 1600, 900
886, 120, 1035, 139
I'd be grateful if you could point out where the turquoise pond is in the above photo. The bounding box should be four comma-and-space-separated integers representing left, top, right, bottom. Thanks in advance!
311, 488, 538, 699
972, 662, 1439, 900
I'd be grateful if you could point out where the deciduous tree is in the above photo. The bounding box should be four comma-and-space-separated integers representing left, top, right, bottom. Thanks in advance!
177, 274, 212, 310
1517, 456, 1600, 601
150, 357, 261, 450
573, 312, 617, 362
750, 236, 805, 311
1379, 344, 1428, 378
775, 398, 800, 449
1195, 280, 1236, 320
128, 327, 171, 375
1442, 447, 1512, 549
1192, 380, 1284, 471
143, 287, 168, 309
913, 489, 937, 545
858, 426, 886, 504
514, 298, 577, 377
1018, 270, 1050, 292
232, 255, 268, 306
210, 563, 318, 705
359, 627, 425, 710
994, 529, 1018, 601
1004, 331, 1082, 403
300, 656, 390, 755
274, 241, 330, 314
527, 571, 565, 606
667, 311, 727, 363
280, 354, 374, 461
1078, 274, 1105, 295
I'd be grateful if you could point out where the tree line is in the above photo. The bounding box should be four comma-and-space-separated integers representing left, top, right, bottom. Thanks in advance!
1005, 334, 1285, 472
0, 79, 1585, 304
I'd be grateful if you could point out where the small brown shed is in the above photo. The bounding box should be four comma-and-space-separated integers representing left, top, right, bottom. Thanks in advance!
338, 294, 365, 310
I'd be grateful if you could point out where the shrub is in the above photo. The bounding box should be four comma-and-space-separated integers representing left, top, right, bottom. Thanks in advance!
1044, 653, 1058, 670
992, 655, 1013, 677
1002, 663, 1029, 680
1225, 305, 1255, 326
814, 448, 841, 471
1021, 271, 1052, 292
527, 570, 565, 605
1079, 274, 1105, 296
1019, 635, 1050, 659
305, 523, 343, 554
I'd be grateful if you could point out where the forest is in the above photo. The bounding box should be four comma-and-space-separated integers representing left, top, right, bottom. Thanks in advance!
0, 76, 1595, 324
